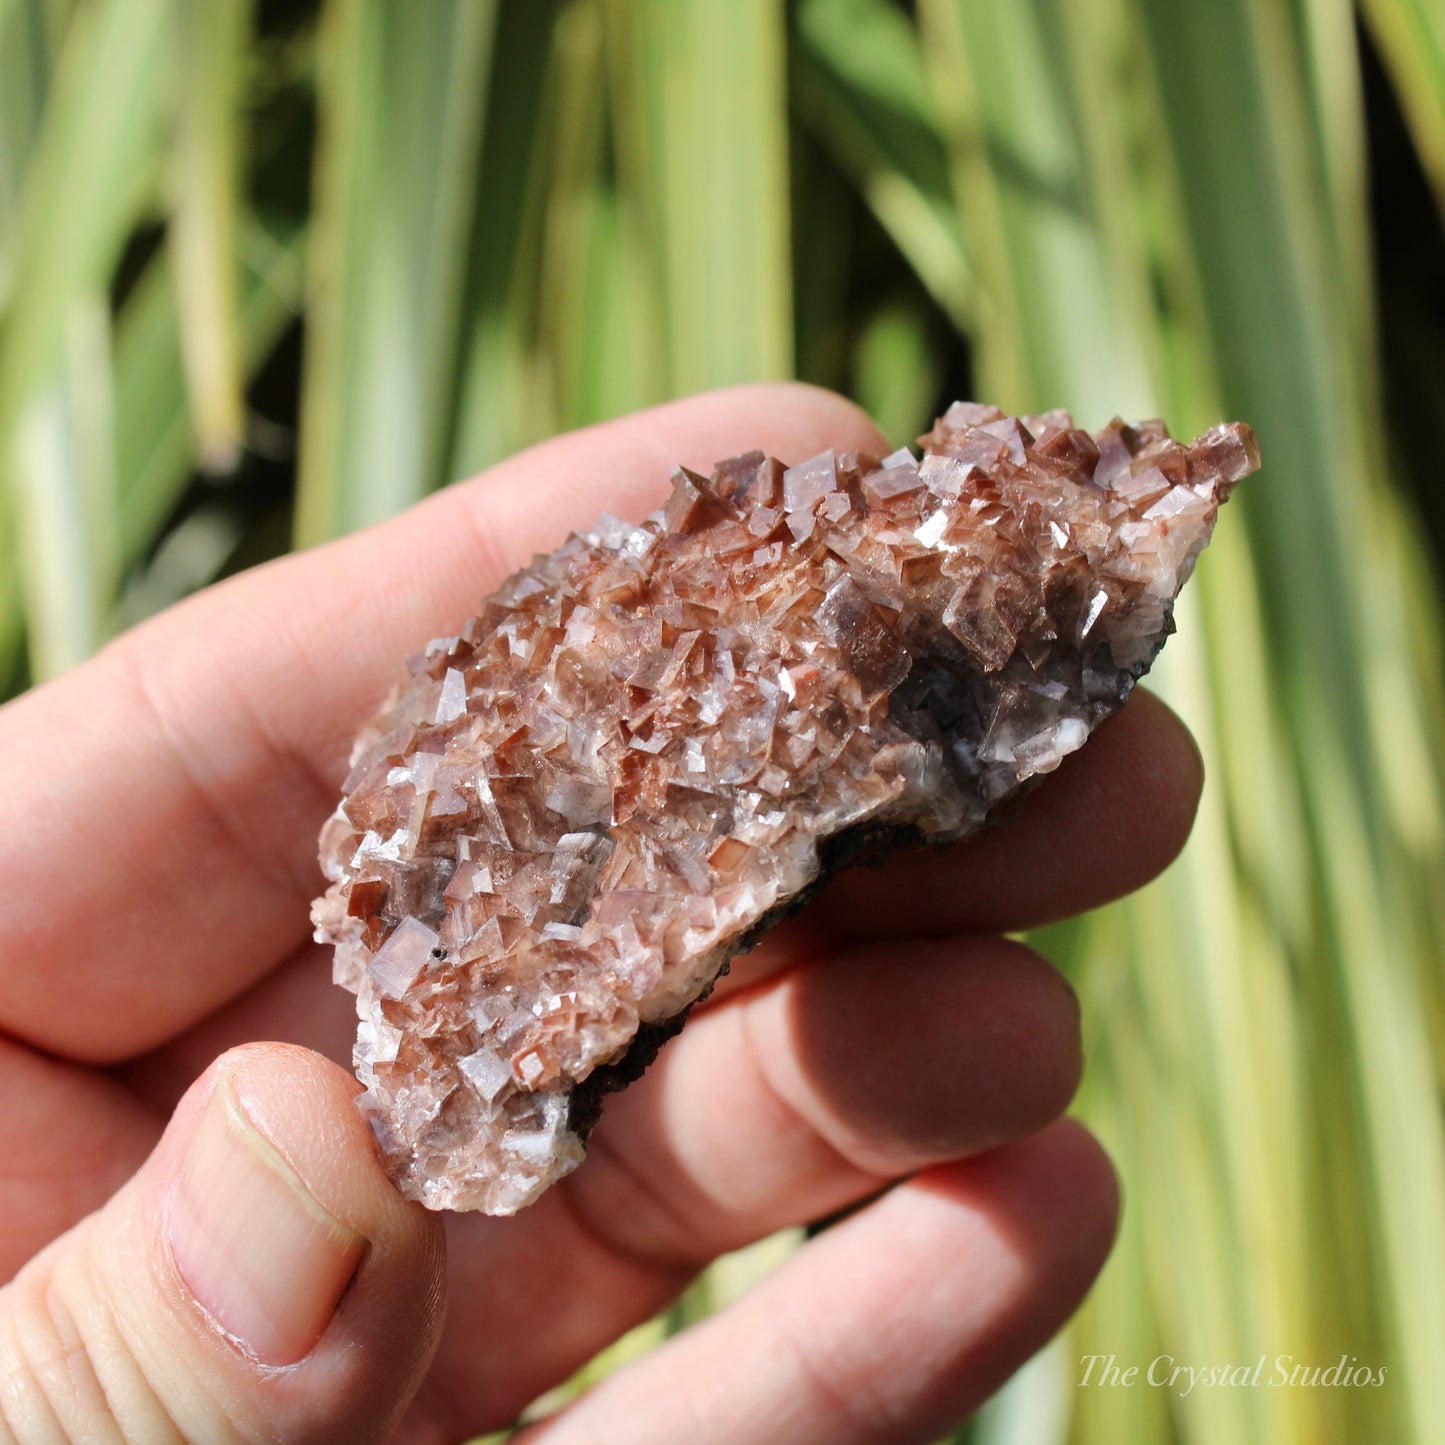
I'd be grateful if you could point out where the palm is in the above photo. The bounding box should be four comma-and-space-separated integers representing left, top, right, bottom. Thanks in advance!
1, 388, 1199, 1442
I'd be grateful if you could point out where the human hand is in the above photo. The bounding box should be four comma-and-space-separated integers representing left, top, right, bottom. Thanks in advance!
0, 385, 1202, 1442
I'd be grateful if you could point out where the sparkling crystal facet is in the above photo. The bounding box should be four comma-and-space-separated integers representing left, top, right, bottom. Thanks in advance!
313, 404, 1259, 1213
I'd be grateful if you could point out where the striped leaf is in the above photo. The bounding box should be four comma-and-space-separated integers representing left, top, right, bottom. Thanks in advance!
295, 0, 496, 544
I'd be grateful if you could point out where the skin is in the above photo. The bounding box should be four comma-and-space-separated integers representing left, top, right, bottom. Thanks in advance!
0, 384, 1203, 1443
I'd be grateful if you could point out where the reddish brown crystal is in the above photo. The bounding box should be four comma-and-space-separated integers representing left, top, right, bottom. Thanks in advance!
312, 402, 1258, 1213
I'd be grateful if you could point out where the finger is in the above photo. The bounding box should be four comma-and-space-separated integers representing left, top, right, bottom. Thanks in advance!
0, 383, 887, 1062
710, 687, 1203, 1001
129, 931, 1082, 1261
526, 1121, 1119, 1445
0, 1039, 161, 1282
824, 687, 1203, 937
120, 928, 1085, 1429
0, 1044, 445, 1444
121, 938, 358, 1114
564, 935, 1084, 1266
117, 686, 1188, 1102
385, 934, 1085, 1432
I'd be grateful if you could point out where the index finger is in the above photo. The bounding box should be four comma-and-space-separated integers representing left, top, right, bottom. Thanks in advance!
3, 384, 889, 1061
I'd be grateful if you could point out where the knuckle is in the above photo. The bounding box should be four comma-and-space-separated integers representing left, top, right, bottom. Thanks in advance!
0, 1235, 193, 1445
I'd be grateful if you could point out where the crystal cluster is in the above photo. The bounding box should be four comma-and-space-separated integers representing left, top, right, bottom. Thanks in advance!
313, 402, 1258, 1213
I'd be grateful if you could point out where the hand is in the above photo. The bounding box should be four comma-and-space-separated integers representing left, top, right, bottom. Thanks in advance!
0, 385, 1201, 1442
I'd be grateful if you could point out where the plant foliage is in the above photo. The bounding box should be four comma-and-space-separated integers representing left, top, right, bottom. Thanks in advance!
1, 2, 1441, 1440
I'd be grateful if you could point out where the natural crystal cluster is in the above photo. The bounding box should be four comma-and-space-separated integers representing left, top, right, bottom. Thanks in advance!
313, 402, 1258, 1213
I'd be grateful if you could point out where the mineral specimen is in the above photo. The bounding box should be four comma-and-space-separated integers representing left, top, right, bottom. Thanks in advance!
312, 402, 1258, 1213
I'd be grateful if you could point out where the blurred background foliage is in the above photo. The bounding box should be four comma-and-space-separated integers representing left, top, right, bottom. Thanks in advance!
2, 0, 1443, 1441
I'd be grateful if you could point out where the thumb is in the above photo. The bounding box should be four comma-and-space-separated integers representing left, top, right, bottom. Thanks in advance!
0, 1043, 446, 1443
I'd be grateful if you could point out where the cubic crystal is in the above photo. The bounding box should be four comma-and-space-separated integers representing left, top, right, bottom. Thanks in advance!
313, 403, 1258, 1213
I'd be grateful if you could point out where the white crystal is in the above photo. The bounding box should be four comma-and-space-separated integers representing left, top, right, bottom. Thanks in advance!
459, 1047, 513, 1103
369, 917, 439, 1000
435, 667, 468, 724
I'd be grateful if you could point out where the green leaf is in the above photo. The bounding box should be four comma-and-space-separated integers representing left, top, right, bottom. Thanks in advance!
1360, 0, 1445, 223
918, 0, 1158, 421
793, 0, 974, 331
604, 0, 793, 394
114, 215, 304, 571
450, 0, 567, 477
1130, 35, 1445, 1426
9, 295, 117, 677
168, 0, 249, 469
0, 0, 59, 301
919, 2, 1445, 1441
0, 0, 67, 688
0, 0, 167, 676
539, 0, 666, 434
0, 0, 168, 446
295, 0, 497, 545
850, 295, 939, 445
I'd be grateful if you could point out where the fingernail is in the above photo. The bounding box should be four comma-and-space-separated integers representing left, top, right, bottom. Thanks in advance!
168, 1071, 365, 1365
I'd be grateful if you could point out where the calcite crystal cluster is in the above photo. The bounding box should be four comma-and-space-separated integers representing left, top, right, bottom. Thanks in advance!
313, 402, 1258, 1213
